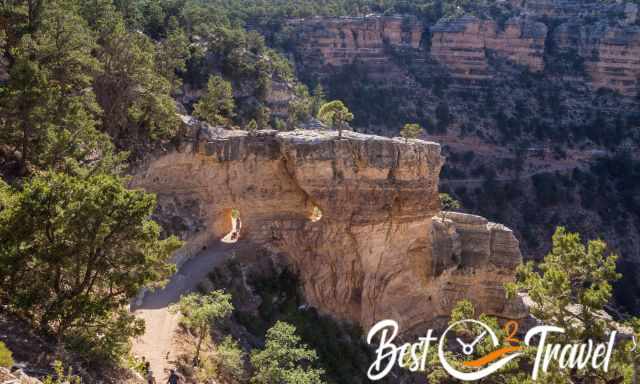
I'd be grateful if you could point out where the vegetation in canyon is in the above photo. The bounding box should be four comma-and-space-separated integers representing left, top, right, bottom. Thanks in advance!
0, 0, 639, 383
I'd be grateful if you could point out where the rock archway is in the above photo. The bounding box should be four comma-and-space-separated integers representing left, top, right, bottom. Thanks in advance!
132, 128, 526, 332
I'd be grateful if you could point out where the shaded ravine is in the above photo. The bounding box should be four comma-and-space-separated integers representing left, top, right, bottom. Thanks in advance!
130, 242, 240, 382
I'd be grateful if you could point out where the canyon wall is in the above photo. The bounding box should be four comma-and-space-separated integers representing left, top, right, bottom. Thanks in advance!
286, 6, 640, 96
431, 16, 547, 80
131, 122, 526, 332
554, 21, 640, 96
288, 15, 422, 73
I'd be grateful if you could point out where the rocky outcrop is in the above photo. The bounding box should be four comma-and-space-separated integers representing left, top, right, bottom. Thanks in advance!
131, 123, 526, 332
554, 21, 640, 96
431, 16, 547, 80
265, 81, 295, 118
0, 368, 43, 384
288, 15, 422, 70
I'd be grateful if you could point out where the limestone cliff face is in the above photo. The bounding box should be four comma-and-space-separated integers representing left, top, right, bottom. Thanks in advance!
284, 6, 640, 96
431, 16, 547, 80
131, 123, 526, 331
554, 21, 640, 96
288, 15, 422, 70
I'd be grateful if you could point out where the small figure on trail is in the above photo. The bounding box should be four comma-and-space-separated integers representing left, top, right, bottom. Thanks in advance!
145, 361, 156, 384
167, 369, 180, 384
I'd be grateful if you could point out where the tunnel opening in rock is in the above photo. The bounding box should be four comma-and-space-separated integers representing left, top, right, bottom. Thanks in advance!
221, 208, 242, 243
309, 205, 323, 222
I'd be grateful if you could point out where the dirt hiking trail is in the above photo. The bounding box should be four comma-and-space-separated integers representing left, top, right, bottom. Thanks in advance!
131, 242, 239, 382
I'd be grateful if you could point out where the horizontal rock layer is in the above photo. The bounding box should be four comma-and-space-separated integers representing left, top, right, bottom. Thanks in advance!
431, 16, 547, 79
288, 15, 422, 71
287, 8, 640, 96
554, 20, 640, 96
132, 124, 526, 331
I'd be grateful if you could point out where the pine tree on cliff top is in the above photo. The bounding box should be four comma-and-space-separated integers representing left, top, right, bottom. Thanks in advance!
318, 100, 354, 139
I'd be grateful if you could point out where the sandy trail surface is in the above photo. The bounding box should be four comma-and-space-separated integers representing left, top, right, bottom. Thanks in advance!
131, 242, 239, 382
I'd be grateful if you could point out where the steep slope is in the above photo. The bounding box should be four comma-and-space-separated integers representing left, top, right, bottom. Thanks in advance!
275, 3, 640, 314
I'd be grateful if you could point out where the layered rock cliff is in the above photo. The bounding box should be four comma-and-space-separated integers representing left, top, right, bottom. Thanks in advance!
288, 15, 422, 76
431, 16, 547, 80
286, 5, 640, 96
554, 20, 640, 96
131, 123, 526, 332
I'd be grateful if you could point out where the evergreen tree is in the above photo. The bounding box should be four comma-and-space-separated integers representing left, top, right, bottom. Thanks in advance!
246, 119, 258, 134
318, 100, 354, 139
156, 23, 190, 91
94, 20, 179, 146
0, 173, 182, 355
287, 84, 312, 130
0, 0, 116, 174
193, 75, 236, 127
400, 123, 424, 142
171, 291, 234, 365
251, 321, 325, 384
256, 105, 271, 129
508, 227, 637, 382
311, 84, 327, 117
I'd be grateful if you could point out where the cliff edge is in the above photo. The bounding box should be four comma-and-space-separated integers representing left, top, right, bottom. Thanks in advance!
131, 122, 526, 332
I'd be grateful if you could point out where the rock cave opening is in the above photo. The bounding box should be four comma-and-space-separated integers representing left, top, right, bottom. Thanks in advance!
310, 204, 323, 222
221, 208, 242, 243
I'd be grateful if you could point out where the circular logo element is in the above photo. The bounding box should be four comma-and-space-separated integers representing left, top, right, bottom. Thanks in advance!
438, 319, 523, 381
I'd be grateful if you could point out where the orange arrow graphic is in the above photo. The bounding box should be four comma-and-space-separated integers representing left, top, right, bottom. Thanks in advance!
462, 346, 522, 368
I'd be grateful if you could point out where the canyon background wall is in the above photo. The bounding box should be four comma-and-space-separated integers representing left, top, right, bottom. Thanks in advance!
264, 0, 640, 314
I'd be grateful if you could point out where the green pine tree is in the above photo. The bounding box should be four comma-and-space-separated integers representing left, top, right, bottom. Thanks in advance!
193, 75, 236, 127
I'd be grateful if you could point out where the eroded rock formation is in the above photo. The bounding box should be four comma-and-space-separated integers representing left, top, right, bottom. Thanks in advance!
0, 368, 43, 384
131, 123, 526, 332
431, 16, 547, 80
285, 6, 640, 96
554, 21, 640, 96
288, 15, 422, 74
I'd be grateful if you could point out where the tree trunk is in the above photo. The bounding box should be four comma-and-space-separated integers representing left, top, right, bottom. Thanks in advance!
20, 125, 29, 176
193, 325, 205, 366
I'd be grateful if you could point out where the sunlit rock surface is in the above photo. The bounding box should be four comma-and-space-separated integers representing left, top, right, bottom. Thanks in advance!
132, 122, 526, 331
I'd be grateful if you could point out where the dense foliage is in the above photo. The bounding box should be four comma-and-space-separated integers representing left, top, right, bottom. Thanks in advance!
0, 0, 190, 367
0, 341, 12, 368
507, 227, 638, 383
197, 336, 246, 383
193, 75, 236, 126
400, 123, 424, 141
251, 321, 325, 384
171, 290, 234, 364
0, 173, 181, 360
